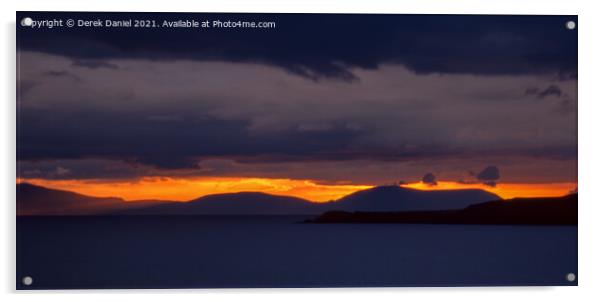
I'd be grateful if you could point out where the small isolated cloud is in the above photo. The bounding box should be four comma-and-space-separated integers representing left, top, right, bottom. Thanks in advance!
476, 166, 500, 187
422, 172, 437, 186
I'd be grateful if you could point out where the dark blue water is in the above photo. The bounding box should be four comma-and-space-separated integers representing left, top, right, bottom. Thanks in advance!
16, 216, 577, 289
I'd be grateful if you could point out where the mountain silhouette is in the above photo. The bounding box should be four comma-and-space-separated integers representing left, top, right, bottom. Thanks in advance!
118, 192, 320, 215
18, 183, 500, 216
330, 185, 499, 211
17, 183, 165, 215
116, 185, 500, 215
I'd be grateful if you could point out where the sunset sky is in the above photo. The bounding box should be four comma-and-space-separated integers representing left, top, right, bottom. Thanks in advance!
17, 13, 577, 203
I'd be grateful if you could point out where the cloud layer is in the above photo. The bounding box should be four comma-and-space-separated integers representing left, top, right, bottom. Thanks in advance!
16, 13, 578, 185
18, 13, 577, 81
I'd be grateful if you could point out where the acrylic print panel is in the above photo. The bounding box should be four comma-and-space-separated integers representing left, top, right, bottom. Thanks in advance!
16, 12, 578, 289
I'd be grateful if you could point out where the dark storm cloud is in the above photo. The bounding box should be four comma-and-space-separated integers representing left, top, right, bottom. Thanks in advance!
422, 173, 437, 186
15, 13, 578, 182
15, 51, 577, 172
476, 166, 501, 187
17, 108, 365, 169
19, 102, 491, 170
17, 12, 577, 81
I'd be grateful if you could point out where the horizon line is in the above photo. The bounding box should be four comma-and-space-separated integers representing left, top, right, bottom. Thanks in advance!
16, 179, 577, 204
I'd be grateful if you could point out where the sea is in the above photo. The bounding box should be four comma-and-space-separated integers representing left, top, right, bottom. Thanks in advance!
16, 216, 577, 289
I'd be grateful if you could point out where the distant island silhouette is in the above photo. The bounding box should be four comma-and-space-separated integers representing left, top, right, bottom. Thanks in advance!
17, 183, 499, 216
306, 194, 577, 225
16, 183, 165, 215
18, 183, 579, 224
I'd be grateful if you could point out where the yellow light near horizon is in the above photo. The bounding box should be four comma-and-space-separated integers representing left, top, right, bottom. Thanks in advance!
17, 177, 372, 202
402, 181, 576, 199
17, 177, 576, 203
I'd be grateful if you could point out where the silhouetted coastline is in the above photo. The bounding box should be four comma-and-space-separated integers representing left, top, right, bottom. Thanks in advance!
306, 194, 577, 225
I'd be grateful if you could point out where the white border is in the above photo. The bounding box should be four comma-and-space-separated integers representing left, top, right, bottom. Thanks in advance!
2, 1, 601, 301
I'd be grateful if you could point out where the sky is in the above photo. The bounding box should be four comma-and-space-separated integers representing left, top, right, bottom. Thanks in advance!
16, 12, 577, 202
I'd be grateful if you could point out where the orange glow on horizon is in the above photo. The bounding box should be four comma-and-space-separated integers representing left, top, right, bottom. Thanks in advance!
17, 177, 576, 202
17, 177, 372, 202
402, 181, 576, 199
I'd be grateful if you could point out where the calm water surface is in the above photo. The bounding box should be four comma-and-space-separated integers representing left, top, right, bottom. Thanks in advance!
17, 216, 578, 289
